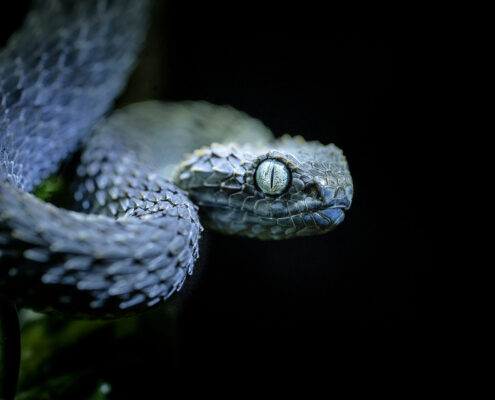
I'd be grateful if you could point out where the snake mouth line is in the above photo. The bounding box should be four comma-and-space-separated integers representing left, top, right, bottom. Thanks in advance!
196, 200, 347, 238
311, 206, 346, 230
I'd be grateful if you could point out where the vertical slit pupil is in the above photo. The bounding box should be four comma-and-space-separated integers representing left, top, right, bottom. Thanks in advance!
270, 164, 275, 189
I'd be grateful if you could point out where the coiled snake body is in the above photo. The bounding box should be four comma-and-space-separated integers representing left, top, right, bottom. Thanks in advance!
0, 0, 353, 318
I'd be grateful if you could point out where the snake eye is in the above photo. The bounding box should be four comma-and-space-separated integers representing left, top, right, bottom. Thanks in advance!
255, 159, 291, 195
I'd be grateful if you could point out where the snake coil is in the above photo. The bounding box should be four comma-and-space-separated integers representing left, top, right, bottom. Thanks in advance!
0, 0, 353, 318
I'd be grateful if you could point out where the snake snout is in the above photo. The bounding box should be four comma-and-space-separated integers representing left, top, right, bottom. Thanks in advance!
308, 185, 352, 231
314, 207, 346, 229
322, 187, 353, 210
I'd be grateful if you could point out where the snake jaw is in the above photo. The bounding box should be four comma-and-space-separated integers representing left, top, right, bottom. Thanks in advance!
173, 136, 353, 240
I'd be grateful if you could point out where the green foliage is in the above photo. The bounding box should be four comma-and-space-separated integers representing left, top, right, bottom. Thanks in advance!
15, 312, 109, 399
13, 305, 181, 399
33, 175, 73, 209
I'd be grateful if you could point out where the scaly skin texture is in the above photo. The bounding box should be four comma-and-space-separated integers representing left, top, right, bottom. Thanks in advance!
0, 0, 202, 318
0, 1, 353, 319
84, 100, 353, 240
0, 0, 149, 191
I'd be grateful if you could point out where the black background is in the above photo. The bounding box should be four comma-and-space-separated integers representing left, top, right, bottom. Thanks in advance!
2, 0, 429, 395
159, 7, 424, 336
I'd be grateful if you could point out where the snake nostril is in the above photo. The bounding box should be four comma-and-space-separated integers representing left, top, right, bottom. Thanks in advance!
304, 183, 320, 199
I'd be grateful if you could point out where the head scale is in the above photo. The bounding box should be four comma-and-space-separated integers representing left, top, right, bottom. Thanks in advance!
173, 135, 353, 239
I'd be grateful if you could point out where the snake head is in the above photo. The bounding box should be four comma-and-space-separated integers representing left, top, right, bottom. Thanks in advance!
173, 135, 353, 239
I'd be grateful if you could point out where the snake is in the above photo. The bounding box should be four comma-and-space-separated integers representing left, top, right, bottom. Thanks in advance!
0, 0, 353, 320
